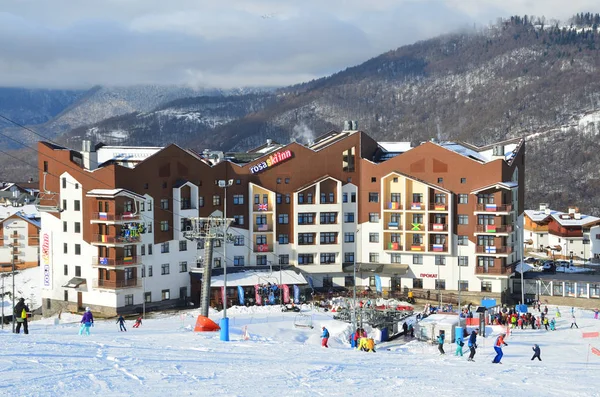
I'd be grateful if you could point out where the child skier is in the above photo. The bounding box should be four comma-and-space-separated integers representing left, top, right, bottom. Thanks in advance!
492, 333, 508, 364
549, 318, 556, 331
437, 331, 445, 355
321, 326, 329, 348
116, 315, 127, 332
79, 307, 94, 336
571, 315, 579, 329
455, 335, 464, 356
531, 344, 541, 361
133, 316, 142, 328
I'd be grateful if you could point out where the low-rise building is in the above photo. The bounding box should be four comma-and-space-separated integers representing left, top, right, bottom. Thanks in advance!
0, 212, 41, 272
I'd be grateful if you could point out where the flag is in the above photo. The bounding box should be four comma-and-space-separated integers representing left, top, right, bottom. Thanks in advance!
257, 203, 268, 211
388, 222, 399, 229
485, 204, 497, 211
257, 224, 268, 231
432, 224, 444, 231
411, 245, 422, 251
123, 256, 133, 265
257, 244, 269, 252
411, 202, 422, 210
255, 285, 262, 305
293, 285, 300, 304
592, 346, 600, 356
486, 224, 496, 233
435, 203, 446, 211
238, 286, 245, 305
411, 223, 421, 231
99, 212, 108, 220
122, 212, 134, 218
433, 244, 444, 252
99, 257, 109, 265
485, 246, 497, 254
375, 275, 382, 293
388, 242, 399, 250
283, 284, 290, 304
389, 202, 400, 209
101, 235, 108, 242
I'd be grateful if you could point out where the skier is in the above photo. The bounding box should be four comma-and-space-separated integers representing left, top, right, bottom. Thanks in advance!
570, 315, 579, 329
531, 344, 541, 361
79, 307, 94, 336
402, 321, 408, 337
408, 323, 414, 338
455, 334, 464, 356
437, 331, 445, 355
116, 315, 127, 332
594, 308, 599, 320
365, 337, 376, 352
321, 326, 329, 348
492, 333, 508, 364
133, 316, 142, 328
467, 328, 478, 361
549, 318, 556, 331
14, 298, 30, 335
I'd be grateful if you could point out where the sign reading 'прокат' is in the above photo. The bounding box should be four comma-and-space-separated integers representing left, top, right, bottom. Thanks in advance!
249, 150, 293, 174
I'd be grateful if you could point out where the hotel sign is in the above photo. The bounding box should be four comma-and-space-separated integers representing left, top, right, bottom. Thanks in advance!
420, 273, 437, 278
249, 150, 293, 174
42, 232, 52, 289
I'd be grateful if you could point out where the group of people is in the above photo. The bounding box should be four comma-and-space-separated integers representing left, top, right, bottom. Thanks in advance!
79, 308, 142, 335
348, 327, 376, 352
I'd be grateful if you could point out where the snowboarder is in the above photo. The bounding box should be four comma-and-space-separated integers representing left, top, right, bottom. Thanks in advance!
455, 335, 464, 356
133, 316, 142, 328
492, 333, 508, 364
321, 326, 329, 348
570, 315, 579, 329
116, 315, 127, 332
531, 344, 541, 361
437, 331, 445, 355
14, 298, 30, 334
467, 328, 478, 361
79, 307, 94, 336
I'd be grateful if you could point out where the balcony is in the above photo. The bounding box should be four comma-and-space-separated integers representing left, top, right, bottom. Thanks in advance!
475, 204, 513, 213
475, 246, 513, 254
93, 278, 140, 289
92, 234, 142, 245
429, 203, 448, 211
385, 202, 403, 210
90, 212, 140, 223
409, 245, 425, 251
9, 234, 24, 239
475, 225, 513, 234
475, 266, 512, 275
384, 242, 403, 251
386, 222, 401, 230
92, 256, 142, 267
429, 223, 448, 232
254, 224, 273, 232
254, 244, 273, 253
429, 244, 448, 252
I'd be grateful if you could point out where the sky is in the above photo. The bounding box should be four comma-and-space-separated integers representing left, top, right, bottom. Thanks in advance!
0, 0, 598, 89
2, 268, 600, 396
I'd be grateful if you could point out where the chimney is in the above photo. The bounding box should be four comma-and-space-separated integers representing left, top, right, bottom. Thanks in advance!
266, 139, 272, 146
343, 120, 352, 131
574, 212, 582, 220
568, 207, 576, 215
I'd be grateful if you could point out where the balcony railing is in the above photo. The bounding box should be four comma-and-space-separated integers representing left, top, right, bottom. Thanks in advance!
475, 266, 511, 275
475, 204, 513, 212
91, 212, 140, 222
386, 202, 403, 210
254, 224, 273, 232
254, 244, 273, 252
92, 256, 142, 266
475, 246, 513, 254
429, 223, 448, 231
475, 225, 513, 233
429, 244, 448, 252
92, 234, 142, 244
385, 242, 403, 251
429, 203, 448, 211
93, 278, 140, 289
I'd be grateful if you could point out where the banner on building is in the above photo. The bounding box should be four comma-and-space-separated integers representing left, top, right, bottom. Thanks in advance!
238, 285, 245, 305
375, 275, 382, 293
254, 285, 262, 305
293, 285, 300, 304
41, 231, 52, 290
283, 284, 290, 304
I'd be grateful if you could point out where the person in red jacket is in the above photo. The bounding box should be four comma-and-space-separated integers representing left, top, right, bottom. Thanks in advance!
492, 333, 508, 364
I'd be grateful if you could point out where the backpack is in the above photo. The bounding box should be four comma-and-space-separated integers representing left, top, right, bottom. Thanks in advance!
21, 308, 27, 319
459, 341, 464, 347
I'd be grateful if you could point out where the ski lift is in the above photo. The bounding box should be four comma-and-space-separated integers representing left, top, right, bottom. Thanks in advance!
35, 172, 63, 213
294, 314, 313, 329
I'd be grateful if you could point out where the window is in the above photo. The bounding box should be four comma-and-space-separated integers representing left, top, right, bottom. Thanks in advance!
179, 261, 188, 272
298, 193, 305, 204
477, 257, 495, 267
262, 194, 268, 204
369, 192, 379, 203
413, 278, 423, 289
285, 178, 290, 184
298, 213, 315, 224
320, 232, 337, 244
371, 177, 376, 183
148, 265, 153, 277
343, 193, 348, 203
369, 213, 379, 223
461, 178, 467, 184
458, 256, 468, 266
163, 182, 167, 189
481, 281, 492, 292
75, 244, 81, 255
458, 215, 469, 225
63, 221, 67, 232
344, 212, 355, 223
413, 255, 423, 265
161, 263, 170, 275
342, 147, 356, 172
458, 281, 469, 292
369, 253, 379, 263
213, 195, 221, 206
435, 256, 446, 266
320, 192, 326, 204
64, 290, 68, 302
74, 222, 81, 233
162, 289, 170, 300
345, 276, 355, 287
214, 239, 222, 248
125, 294, 134, 306
278, 214, 289, 224
298, 233, 315, 245
298, 254, 314, 264
344, 252, 354, 263
74, 200, 81, 211
160, 198, 169, 210
141, 245, 146, 256
233, 194, 244, 205
276, 194, 282, 204
234, 235, 244, 246
63, 199, 67, 211
234, 256, 245, 266
144, 183, 148, 190
412, 213, 423, 224
161, 242, 169, 253
320, 212, 337, 224
63, 243, 68, 254
307, 193, 313, 204
179, 240, 187, 251
278, 234, 289, 244
412, 193, 422, 203
284, 194, 290, 204
214, 258, 222, 268
328, 193, 334, 203
140, 202, 145, 211
64, 264, 68, 276
233, 215, 244, 225
344, 233, 355, 243
144, 292, 151, 303
256, 235, 267, 245
276, 178, 281, 184
320, 253, 336, 264
437, 178, 443, 184
477, 194, 494, 204
148, 244, 153, 255
458, 235, 468, 246
236, 179, 241, 185
434, 279, 445, 290
257, 255, 267, 266
255, 214, 267, 225
75, 265, 81, 277
390, 253, 402, 263
369, 233, 379, 243
160, 221, 169, 231
392, 177, 399, 183
390, 193, 401, 203
199, 196, 204, 207
62, 178, 67, 188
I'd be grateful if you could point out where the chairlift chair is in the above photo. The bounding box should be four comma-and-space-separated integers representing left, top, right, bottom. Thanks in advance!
293, 314, 314, 329
35, 173, 62, 213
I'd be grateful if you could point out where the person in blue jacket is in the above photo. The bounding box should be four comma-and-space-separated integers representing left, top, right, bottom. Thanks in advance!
455, 334, 464, 356
79, 307, 94, 336
437, 331, 445, 355
467, 328, 478, 361
116, 315, 127, 332
531, 344, 541, 361
321, 326, 329, 348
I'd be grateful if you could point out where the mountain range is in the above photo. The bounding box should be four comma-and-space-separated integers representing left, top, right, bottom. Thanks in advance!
2, 14, 600, 215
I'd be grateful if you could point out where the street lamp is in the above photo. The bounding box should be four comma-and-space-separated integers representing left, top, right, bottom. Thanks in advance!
218, 178, 233, 341
141, 264, 146, 320
9, 243, 15, 333
516, 223, 524, 306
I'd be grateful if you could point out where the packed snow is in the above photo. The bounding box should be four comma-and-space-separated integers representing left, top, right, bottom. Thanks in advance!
2, 268, 600, 396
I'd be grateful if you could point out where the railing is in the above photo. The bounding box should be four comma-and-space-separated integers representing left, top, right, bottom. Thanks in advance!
384, 243, 403, 251
254, 224, 273, 232
429, 203, 448, 211
180, 203, 196, 210
429, 223, 448, 231
9, 234, 24, 239
475, 225, 513, 233
91, 212, 140, 221
92, 234, 142, 244
254, 244, 273, 252
475, 204, 513, 212
93, 278, 140, 289
92, 256, 142, 266
428, 244, 448, 252
385, 202, 403, 210
475, 246, 513, 254
475, 266, 511, 275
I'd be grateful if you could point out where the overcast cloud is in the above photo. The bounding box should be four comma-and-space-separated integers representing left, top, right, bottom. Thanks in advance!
0, 0, 597, 89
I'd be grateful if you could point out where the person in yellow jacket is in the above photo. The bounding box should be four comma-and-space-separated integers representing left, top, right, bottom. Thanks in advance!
14, 298, 30, 334
365, 338, 376, 352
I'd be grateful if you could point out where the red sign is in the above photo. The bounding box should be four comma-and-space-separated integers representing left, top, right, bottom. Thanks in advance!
420, 273, 437, 278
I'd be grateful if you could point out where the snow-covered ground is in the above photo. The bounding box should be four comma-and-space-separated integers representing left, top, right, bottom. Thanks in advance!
2, 269, 600, 396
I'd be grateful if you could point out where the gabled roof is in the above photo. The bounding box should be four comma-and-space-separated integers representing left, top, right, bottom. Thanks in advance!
0, 211, 41, 228
470, 181, 518, 195
86, 188, 146, 201
525, 208, 600, 227
296, 175, 341, 193
381, 170, 453, 194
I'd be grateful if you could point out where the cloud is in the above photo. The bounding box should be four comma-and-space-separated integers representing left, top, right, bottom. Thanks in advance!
0, 1, 596, 89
